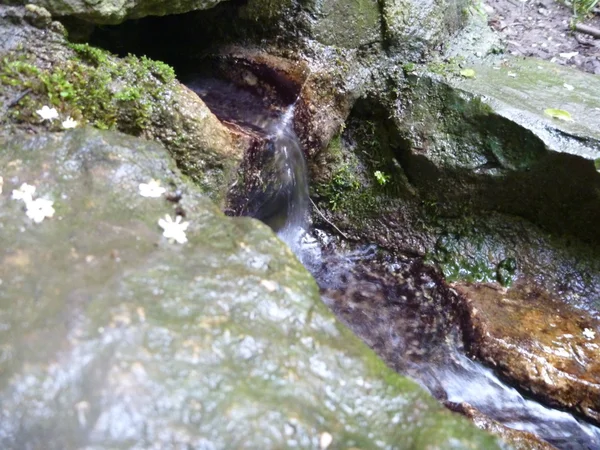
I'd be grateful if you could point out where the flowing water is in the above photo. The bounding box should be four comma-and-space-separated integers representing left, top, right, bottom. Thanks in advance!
189, 77, 600, 450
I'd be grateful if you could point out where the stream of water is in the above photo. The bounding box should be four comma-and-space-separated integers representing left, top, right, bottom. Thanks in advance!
190, 77, 600, 450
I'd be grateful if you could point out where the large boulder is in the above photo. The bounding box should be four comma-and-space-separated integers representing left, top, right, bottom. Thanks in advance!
6, 0, 229, 24
309, 55, 600, 312
0, 127, 501, 448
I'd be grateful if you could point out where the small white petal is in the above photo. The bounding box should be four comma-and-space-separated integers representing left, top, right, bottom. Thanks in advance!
36, 105, 59, 121
62, 117, 78, 129
319, 432, 333, 450
583, 328, 596, 340
158, 214, 189, 244
25, 198, 55, 223
139, 180, 166, 198
12, 182, 36, 203
260, 280, 278, 292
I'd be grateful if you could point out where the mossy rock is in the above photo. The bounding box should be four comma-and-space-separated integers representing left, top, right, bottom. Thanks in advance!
0, 127, 502, 449
0, 5, 242, 202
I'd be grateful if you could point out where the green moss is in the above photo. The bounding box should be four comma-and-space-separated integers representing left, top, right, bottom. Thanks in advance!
425, 233, 518, 286
314, 164, 360, 211
427, 234, 496, 283
139, 55, 176, 84
496, 257, 517, 286
68, 43, 109, 65
1, 47, 177, 134
0, 56, 41, 85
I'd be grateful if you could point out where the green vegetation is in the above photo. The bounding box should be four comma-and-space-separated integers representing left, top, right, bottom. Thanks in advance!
572, 0, 598, 16
0, 44, 176, 133
374, 170, 390, 185
315, 164, 361, 211
427, 234, 518, 286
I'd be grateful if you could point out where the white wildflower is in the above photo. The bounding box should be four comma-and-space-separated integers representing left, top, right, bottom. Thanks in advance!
139, 179, 166, 198
158, 214, 189, 244
12, 182, 36, 203
319, 432, 333, 450
507, 72, 517, 78
25, 198, 55, 223
583, 328, 596, 340
36, 105, 59, 122
62, 116, 78, 129
563, 83, 574, 91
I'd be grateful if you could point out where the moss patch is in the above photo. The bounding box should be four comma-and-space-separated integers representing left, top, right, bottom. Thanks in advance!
1, 43, 176, 134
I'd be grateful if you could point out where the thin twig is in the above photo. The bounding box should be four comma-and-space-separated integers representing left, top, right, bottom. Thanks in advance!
309, 197, 349, 240
574, 22, 600, 38
7, 88, 31, 108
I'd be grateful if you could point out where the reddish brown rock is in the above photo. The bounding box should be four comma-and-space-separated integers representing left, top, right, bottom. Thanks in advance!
454, 281, 600, 426
445, 401, 557, 450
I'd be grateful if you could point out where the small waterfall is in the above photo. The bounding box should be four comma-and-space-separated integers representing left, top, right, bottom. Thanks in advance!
188, 76, 600, 450
263, 104, 310, 253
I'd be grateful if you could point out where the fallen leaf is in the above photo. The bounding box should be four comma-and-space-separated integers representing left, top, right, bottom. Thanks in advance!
559, 51, 578, 60
460, 68, 476, 78
544, 108, 573, 122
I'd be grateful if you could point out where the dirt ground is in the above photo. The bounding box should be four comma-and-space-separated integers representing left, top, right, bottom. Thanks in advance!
484, 0, 600, 74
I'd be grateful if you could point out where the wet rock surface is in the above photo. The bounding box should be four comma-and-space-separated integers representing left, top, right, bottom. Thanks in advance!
455, 282, 600, 427
445, 402, 557, 450
0, 127, 501, 449
304, 238, 600, 449
2, 0, 600, 447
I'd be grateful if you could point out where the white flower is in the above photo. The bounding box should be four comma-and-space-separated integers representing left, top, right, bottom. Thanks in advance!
507, 72, 517, 78
158, 214, 189, 244
36, 105, 59, 122
583, 328, 596, 340
0, 176, 3, 195
12, 182, 36, 203
62, 116, 78, 129
139, 179, 166, 198
25, 198, 55, 223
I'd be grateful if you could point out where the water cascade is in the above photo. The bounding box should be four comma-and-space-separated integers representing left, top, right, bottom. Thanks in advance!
190, 77, 600, 450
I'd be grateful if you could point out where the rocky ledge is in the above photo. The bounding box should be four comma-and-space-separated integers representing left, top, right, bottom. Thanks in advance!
455, 282, 600, 426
